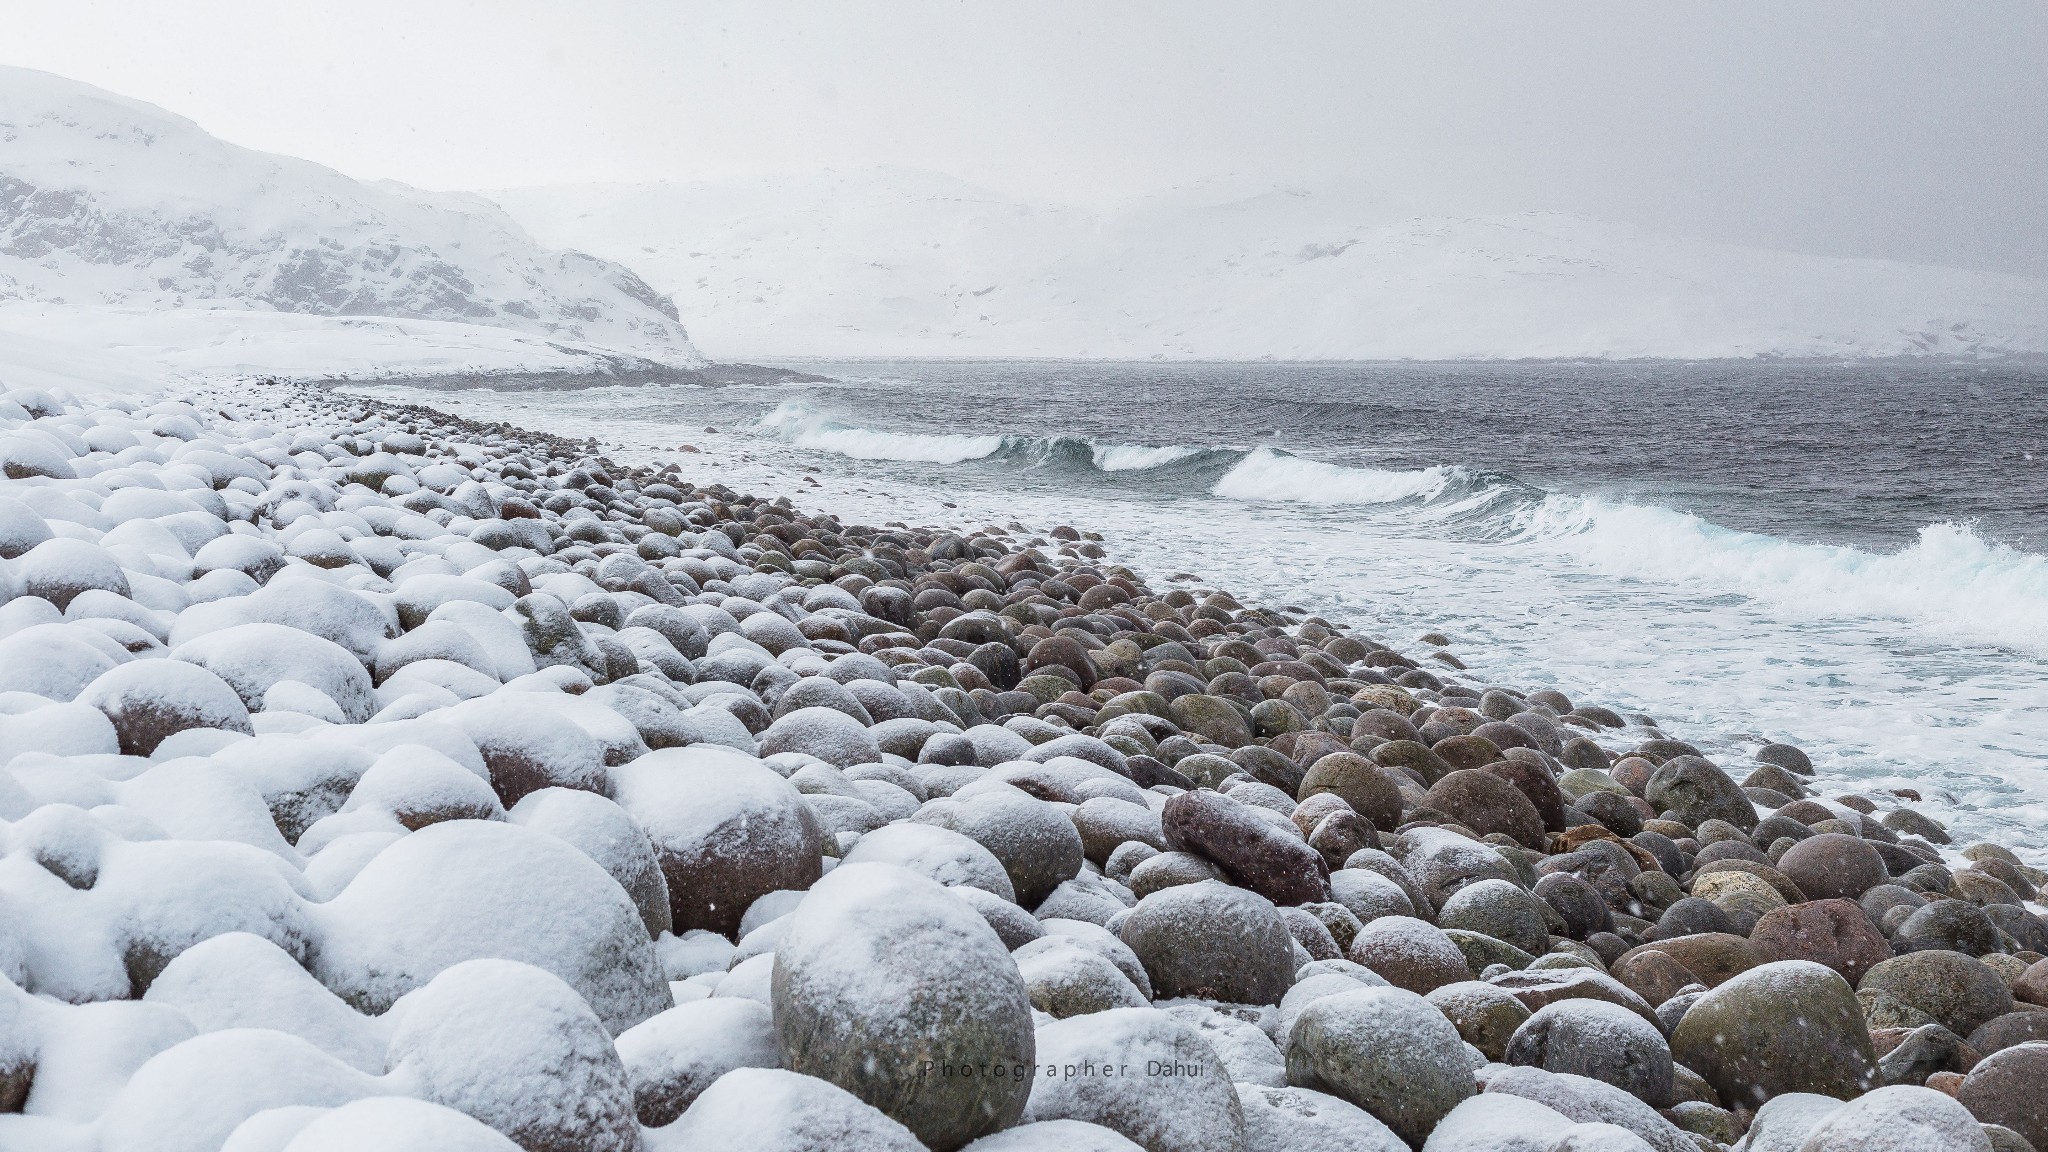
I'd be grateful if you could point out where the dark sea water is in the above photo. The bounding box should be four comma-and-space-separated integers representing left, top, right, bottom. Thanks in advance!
356, 358, 2048, 860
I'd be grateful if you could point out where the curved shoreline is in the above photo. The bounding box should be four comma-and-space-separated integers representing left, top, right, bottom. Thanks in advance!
0, 377, 2042, 1149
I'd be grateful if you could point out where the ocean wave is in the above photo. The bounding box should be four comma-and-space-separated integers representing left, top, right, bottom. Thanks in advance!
756, 401, 1010, 463
1503, 496, 2048, 653
1091, 443, 1204, 471
1210, 448, 1472, 505
756, 401, 1215, 475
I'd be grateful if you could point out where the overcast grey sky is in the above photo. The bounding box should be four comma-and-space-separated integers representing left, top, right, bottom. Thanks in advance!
9, 0, 2047, 274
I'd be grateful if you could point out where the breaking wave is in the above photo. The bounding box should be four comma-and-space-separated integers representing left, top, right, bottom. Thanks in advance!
754, 401, 2048, 651
1501, 497, 2048, 654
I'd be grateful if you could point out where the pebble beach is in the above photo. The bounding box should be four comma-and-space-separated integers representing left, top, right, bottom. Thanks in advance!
0, 377, 2044, 1152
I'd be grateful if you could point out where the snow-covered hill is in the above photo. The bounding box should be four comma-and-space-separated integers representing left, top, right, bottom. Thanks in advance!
0, 67, 705, 368
494, 169, 2048, 360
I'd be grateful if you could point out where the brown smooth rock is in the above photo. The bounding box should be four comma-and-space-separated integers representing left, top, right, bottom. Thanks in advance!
1024, 634, 1096, 692
1968, 1010, 2048, 1057
1612, 948, 1702, 1008
1777, 833, 1890, 901
1422, 769, 1547, 850
1291, 791, 1356, 838
1481, 758, 1569, 834
1749, 898, 1894, 984
1161, 788, 1330, 906
2016, 959, 2048, 1008
1958, 1042, 2048, 1151
1614, 933, 1763, 989
1307, 811, 1377, 873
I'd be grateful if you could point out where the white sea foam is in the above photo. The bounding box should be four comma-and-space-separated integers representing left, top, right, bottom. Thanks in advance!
1089, 443, 1202, 471
1505, 496, 2048, 656
755, 401, 1007, 463
1210, 448, 1463, 504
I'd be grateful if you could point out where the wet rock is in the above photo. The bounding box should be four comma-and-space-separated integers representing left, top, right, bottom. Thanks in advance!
1958, 1042, 2048, 1151
1160, 788, 1330, 906
1669, 959, 1875, 1107
1755, 743, 1814, 775
1749, 898, 1893, 984
1535, 873, 1613, 940
1298, 753, 1405, 830
1967, 1011, 2048, 1057
1611, 949, 1700, 1010
1644, 756, 1756, 834
1025, 635, 1098, 693
1895, 900, 2006, 958
1483, 758, 1570, 833
1777, 833, 1890, 901
2016, 959, 2048, 1009
1873, 1022, 1978, 1086
1423, 769, 1548, 850
1690, 869, 1786, 935
1615, 933, 1762, 989
1167, 694, 1252, 748
1371, 740, 1455, 787
1119, 880, 1296, 1005
1860, 950, 2015, 1038
1431, 734, 1505, 776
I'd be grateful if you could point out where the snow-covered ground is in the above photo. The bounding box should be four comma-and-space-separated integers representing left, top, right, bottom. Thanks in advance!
494, 168, 2048, 360
0, 303, 702, 395
0, 67, 705, 372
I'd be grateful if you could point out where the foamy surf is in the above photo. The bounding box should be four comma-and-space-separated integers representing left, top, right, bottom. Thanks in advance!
1090, 443, 1204, 471
756, 400, 1008, 463
758, 401, 1216, 476
1502, 496, 2048, 656
1210, 447, 1469, 505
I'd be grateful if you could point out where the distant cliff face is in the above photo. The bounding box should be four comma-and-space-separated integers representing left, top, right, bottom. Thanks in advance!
0, 67, 703, 365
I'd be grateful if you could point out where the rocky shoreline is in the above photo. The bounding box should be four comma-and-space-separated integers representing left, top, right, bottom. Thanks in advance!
0, 378, 2043, 1152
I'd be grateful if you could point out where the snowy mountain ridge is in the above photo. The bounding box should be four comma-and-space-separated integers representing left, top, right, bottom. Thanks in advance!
0, 66, 705, 367
494, 168, 2048, 361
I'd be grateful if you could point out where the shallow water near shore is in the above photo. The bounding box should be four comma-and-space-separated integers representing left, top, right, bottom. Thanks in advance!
347, 358, 2048, 863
